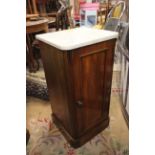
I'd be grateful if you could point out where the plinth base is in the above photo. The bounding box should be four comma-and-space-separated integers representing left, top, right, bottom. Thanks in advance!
52, 114, 109, 148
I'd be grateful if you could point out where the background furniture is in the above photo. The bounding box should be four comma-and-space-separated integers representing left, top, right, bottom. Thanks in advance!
26, 14, 39, 20
26, 0, 58, 15
26, 0, 38, 14
97, 1, 113, 26
106, 0, 125, 20
26, 0, 74, 30
104, 18, 120, 31
80, 2, 99, 27
26, 18, 49, 33
103, 1, 125, 32
104, 0, 125, 29
36, 27, 118, 148
55, 1, 74, 30
26, 0, 57, 28
26, 0, 73, 72
26, 18, 49, 72
117, 21, 129, 127
95, 0, 126, 30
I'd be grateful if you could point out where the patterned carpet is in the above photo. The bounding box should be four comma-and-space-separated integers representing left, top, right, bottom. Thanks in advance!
26, 62, 128, 155
26, 64, 48, 100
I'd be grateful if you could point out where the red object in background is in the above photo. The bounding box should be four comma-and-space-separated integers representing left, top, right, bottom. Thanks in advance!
74, 13, 80, 20
79, 0, 86, 5
80, 2, 99, 10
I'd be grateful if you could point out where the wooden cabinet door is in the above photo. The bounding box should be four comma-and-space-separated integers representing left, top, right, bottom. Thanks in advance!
71, 40, 115, 135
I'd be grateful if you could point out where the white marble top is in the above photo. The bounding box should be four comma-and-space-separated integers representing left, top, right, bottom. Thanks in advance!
36, 27, 118, 50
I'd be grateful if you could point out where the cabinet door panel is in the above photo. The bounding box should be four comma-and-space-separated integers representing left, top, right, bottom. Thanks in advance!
71, 42, 115, 135
81, 51, 106, 123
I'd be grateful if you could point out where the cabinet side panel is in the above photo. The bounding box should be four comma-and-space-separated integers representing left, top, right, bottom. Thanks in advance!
103, 41, 116, 118
40, 42, 72, 134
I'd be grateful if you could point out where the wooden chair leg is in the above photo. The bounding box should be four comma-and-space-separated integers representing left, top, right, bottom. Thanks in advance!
26, 34, 37, 72
26, 129, 30, 145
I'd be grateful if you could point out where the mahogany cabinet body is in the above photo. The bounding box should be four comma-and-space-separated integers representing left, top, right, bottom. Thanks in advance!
39, 39, 116, 148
